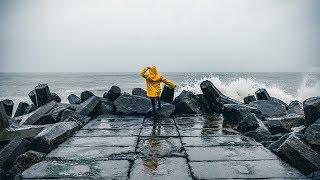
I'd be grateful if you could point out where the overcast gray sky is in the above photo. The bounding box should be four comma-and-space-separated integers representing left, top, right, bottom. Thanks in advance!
0, 0, 319, 72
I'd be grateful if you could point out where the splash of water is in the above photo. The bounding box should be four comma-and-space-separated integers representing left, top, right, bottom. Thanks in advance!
176, 73, 319, 104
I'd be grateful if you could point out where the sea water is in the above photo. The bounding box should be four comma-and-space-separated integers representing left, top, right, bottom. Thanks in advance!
0, 72, 319, 110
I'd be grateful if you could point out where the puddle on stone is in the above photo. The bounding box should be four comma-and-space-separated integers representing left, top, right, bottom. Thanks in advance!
137, 137, 184, 157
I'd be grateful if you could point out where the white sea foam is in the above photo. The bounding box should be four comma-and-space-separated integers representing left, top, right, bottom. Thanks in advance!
176, 73, 319, 104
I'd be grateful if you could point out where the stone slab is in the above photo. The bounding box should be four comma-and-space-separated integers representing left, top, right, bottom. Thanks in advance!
21, 160, 129, 179
189, 160, 305, 179
140, 125, 179, 137
137, 137, 184, 157
178, 128, 239, 137
144, 117, 175, 125
60, 136, 137, 147
75, 129, 141, 137
82, 118, 142, 130
47, 146, 135, 161
186, 146, 278, 161
129, 157, 192, 180
182, 136, 261, 147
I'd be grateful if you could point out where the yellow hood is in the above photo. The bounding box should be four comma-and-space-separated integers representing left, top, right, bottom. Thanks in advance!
148, 65, 161, 81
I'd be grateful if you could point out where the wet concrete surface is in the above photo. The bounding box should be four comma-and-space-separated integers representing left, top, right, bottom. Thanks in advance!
21, 114, 306, 179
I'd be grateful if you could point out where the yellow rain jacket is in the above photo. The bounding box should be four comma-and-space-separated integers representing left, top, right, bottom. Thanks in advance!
140, 66, 176, 97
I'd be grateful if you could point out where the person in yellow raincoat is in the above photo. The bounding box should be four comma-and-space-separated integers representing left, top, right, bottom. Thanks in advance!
140, 65, 176, 115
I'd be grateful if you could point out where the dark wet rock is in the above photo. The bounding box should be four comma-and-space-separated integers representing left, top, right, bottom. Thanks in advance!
160, 85, 175, 103
68, 94, 81, 104
308, 171, 320, 179
305, 119, 320, 145
14, 102, 29, 117
28, 90, 37, 106
303, 96, 320, 126
271, 97, 288, 110
196, 94, 211, 114
99, 97, 116, 113
261, 141, 274, 148
80, 90, 94, 102
269, 126, 305, 154
132, 88, 147, 97
245, 127, 272, 142
0, 125, 45, 142
0, 138, 30, 171
244, 95, 256, 104
277, 134, 320, 175
51, 105, 75, 122
24, 104, 37, 114
20, 101, 59, 125
8, 150, 45, 175
271, 133, 285, 141
0, 168, 4, 179
200, 80, 240, 113
265, 114, 305, 134
77, 96, 102, 118
35, 84, 53, 107
288, 100, 304, 115
255, 88, 271, 100
249, 100, 287, 118
236, 112, 260, 134
61, 109, 91, 127
103, 86, 121, 101
222, 104, 262, 126
114, 95, 151, 115
152, 103, 175, 117
32, 121, 80, 153
3, 99, 13, 117
173, 90, 206, 114
51, 93, 61, 103
0, 101, 10, 132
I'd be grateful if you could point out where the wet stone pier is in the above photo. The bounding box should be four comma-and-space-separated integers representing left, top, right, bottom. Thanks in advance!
21, 115, 306, 179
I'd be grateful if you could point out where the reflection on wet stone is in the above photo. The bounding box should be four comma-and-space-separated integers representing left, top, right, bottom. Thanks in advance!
140, 125, 179, 137
137, 137, 184, 157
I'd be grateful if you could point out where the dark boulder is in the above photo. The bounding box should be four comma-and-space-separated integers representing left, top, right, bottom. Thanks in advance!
0, 138, 30, 171
28, 90, 37, 106
255, 88, 271, 100
114, 95, 151, 115
61, 109, 91, 127
99, 98, 115, 114
200, 80, 240, 113
77, 96, 102, 118
0, 125, 45, 142
277, 134, 320, 175
249, 100, 287, 119
244, 95, 256, 104
196, 94, 211, 114
80, 91, 95, 103
51, 93, 61, 103
173, 91, 206, 114
51, 106, 75, 122
32, 121, 80, 153
222, 104, 261, 126
103, 86, 121, 101
14, 102, 29, 117
271, 97, 288, 110
3, 99, 14, 117
8, 150, 45, 175
236, 112, 260, 134
68, 94, 82, 104
288, 100, 304, 115
35, 84, 53, 107
245, 127, 272, 142
147, 103, 175, 117
264, 114, 305, 134
20, 101, 59, 125
0, 101, 10, 132
24, 104, 37, 114
132, 88, 147, 97
160, 85, 175, 103
305, 119, 320, 146
303, 96, 320, 127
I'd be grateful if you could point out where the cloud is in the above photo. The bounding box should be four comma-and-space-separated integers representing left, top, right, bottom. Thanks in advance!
0, 0, 319, 72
